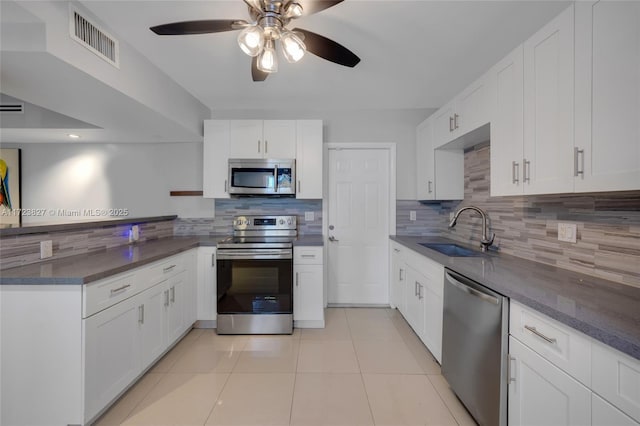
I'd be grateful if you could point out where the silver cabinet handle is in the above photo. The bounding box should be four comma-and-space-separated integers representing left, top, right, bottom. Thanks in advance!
170, 286, 175, 303
399, 268, 404, 281
328, 236, 339, 242
449, 116, 454, 132
393, 248, 400, 253
258, 140, 261, 153
110, 284, 131, 295
512, 161, 520, 184
265, 140, 268, 154
574, 147, 584, 177
417, 283, 424, 300
212, 253, 216, 266
163, 265, 176, 273
301, 254, 315, 258
428, 181, 433, 194
523, 158, 531, 183
414, 281, 419, 296
138, 305, 144, 324
507, 354, 516, 384
297, 180, 301, 193
164, 290, 170, 307
224, 180, 228, 193
524, 325, 557, 344
453, 113, 459, 130
296, 272, 299, 287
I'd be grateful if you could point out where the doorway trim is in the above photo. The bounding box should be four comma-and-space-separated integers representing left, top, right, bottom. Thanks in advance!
322, 142, 397, 306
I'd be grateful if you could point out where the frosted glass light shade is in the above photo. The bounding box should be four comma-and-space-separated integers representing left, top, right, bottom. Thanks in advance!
238, 25, 265, 57
281, 31, 306, 63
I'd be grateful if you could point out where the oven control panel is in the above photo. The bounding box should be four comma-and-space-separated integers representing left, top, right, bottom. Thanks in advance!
233, 215, 297, 231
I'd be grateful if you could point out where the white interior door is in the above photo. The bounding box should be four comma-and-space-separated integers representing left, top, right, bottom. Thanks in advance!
327, 148, 390, 305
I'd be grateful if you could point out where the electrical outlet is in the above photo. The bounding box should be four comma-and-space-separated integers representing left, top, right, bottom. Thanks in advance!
40, 240, 53, 259
409, 211, 416, 221
558, 223, 577, 243
131, 225, 140, 242
304, 211, 314, 222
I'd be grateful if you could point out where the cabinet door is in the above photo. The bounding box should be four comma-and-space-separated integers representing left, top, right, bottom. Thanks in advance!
84, 296, 141, 421
390, 244, 407, 312
433, 101, 457, 148
203, 120, 230, 198
404, 266, 426, 341
574, 1, 640, 193
508, 337, 591, 426
416, 117, 435, 200
592, 393, 639, 426
421, 266, 443, 364
295, 120, 323, 199
490, 45, 525, 196
293, 264, 324, 325
523, 4, 575, 195
263, 120, 297, 158
139, 281, 167, 368
197, 247, 217, 322
229, 120, 263, 158
166, 271, 186, 345
457, 73, 490, 135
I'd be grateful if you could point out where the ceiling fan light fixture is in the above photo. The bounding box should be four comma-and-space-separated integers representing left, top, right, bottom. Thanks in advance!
284, 2, 303, 18
237, 24, 265, 57
281, 30, 306, 63
257, 38, 278, 73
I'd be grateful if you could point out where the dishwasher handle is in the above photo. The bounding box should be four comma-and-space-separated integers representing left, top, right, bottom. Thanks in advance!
445, 271, 500, 305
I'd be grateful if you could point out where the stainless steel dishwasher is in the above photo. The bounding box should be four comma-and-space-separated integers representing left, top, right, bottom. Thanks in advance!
442, 268, 509, 426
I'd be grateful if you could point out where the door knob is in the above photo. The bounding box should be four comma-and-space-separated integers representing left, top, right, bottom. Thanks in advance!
328, 236, 339, 242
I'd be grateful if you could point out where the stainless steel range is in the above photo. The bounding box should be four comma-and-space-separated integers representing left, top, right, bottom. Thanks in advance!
216, 215, 297, 334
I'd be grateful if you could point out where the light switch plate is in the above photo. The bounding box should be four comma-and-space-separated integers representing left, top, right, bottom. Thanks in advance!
409, 211, 417, 221
304, 211, 314, 222
40, 240, 53, 259
558, 223, 577, 243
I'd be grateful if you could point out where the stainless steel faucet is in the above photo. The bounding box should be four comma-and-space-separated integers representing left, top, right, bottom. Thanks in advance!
449, 206, 495, 252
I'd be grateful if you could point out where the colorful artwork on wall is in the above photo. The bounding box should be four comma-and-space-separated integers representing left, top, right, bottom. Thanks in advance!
0, 148, 21, 227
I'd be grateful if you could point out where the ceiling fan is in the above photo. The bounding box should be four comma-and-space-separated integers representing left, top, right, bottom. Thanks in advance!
150, 0, 361, 82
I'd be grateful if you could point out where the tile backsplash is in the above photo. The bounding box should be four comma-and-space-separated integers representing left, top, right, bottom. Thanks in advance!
398, 142, 640, 288
174, 198, 323, 236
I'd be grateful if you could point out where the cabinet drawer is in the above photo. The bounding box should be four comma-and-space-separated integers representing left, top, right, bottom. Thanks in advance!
592, 340, 640, 423
147, 253, 186, 283
83, 272, 138, 318
510, 301, 591, 386
294, 247, 323, 265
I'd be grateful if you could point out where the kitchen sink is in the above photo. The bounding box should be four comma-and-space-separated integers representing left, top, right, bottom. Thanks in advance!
419, 243, 481, 257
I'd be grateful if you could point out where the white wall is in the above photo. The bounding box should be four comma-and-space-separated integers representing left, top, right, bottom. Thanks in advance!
212, 108, 433, 199
7, 142, 213, 224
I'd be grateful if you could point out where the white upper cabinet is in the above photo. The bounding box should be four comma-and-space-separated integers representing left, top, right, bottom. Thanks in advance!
229, 120, 296, 159
416, 116, 464, 201
574, 1, 640, 193
523, 4, 575, 195
295, 120, 323, 199
203, 120, 230, 199
433, 73, 490, 149
489, 45, 525, 196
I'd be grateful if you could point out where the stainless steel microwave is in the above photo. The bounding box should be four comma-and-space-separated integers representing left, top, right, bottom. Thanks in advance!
228, 159, 296, 196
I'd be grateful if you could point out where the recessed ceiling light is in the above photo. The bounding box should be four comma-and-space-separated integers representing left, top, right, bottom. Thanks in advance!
68, 134, 81, 139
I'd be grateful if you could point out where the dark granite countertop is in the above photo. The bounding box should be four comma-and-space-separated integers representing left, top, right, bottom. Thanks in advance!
391, 235, 640, 361
294, 235, 324, 246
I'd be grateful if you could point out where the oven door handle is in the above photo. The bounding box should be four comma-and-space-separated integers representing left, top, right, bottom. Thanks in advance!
217, 249, 293, 260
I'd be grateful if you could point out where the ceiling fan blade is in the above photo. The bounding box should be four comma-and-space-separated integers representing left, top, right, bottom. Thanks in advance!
252, 57, 269, 82
300, 0, 344, 16
292, 28, 360, 67
150, 19, 248, 35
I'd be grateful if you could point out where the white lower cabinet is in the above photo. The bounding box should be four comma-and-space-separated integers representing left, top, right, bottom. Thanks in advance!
84, 295, 141, 422
508, 336, 592, 426
293, 246, 324, 328
138, 280, 168, 371
388, 240, 444, 363
166, 271, 187, 344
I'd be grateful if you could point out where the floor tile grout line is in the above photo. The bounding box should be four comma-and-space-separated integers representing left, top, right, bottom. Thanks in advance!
427, 375, 472, 426
202, 370, 234, 425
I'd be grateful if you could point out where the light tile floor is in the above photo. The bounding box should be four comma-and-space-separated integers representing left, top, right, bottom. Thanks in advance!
93, 308, 477, 426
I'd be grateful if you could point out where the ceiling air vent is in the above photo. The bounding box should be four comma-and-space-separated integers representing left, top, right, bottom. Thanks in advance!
0, 103, 24, 113
69, 7, 120, 68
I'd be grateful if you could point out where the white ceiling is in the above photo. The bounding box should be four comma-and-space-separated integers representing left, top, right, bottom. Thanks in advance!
82, 0, 571, 111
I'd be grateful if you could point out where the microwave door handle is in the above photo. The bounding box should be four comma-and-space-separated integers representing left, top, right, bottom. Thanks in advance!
274, 165, 278, 191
